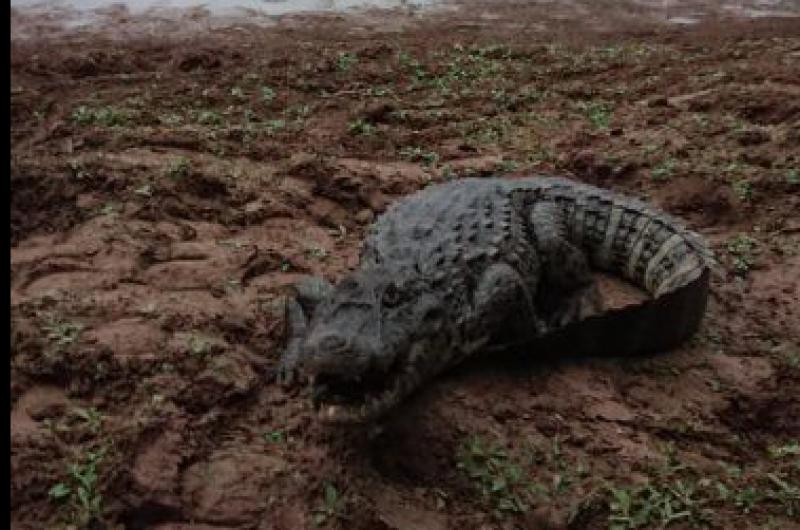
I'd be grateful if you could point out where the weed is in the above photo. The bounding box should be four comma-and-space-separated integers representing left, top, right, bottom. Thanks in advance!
43, 319, 84, 350
263, 430, 286, 444
398, 51, 428, 80
389, 109, 410, 122
67, 159, 89, 180
651, 159, 676, 181
732, 179, 753, 201
368, 86, 392, 97
260, 86, 276, 102
527, 147, 556, 167
457, 435, 539, 517
49, 449, 105, 527
607, 481, 710, 529
336, 52, 357, 72
284, 104, 312, 121
579, 101, 612, 129
497, 159, 519, 173
158, 113, 183, 126
263, 119, 286, 135
71, 105, 130, 127
224, 278, 243, 294
194, 109, 224, 126
347, 118, 376, 136
727, 234, 757, 276
787, 169, 799, 186
165, 156, 190, 180
765, 473, 799, 516
465, 118, 510, 145
399, 146, 439, 167
312, 482, 347, 526
716, 482, 763, 514
786, 352, 800, 368
188, 334, 213, 358
491, 88, 512, 109
769, 441, 800, 459
133, 184, 153, 197
305, 246, 329, 261
71, 407, 103, 434
441, 164, 455, 181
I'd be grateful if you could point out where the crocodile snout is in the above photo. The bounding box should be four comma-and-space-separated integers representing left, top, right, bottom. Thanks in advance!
304, 330, 375, 377
316, 333, 351, 355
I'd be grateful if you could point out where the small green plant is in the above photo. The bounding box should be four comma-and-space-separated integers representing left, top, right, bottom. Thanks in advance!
49, 449, 105, 527
457, 436, 537, 516
71, 105, 130, 127
347, 118, 376, 136
165, 156, 190, 180
732, 179, 753, 201
607, 481, 709, 529
787, 169, 799, 185
768, 441, 800, 459
305, 246, 329, 261
188, 334, 213, 358
133, 183, 153, 197
263, 430, 286, 444
260, 86, 276, 102
98, 203, 117, 216
717, 482, 763, 514
399, 146, 439, 167
765, 473, 799, 517
158, 113, 183, 126
284, 104, 312, 121
441, 164, 455, 181
497, 159, 520, 173
336, 52, 357, 72
71, 407, 103, 434
194, 109, 223, 126
579, 101, 612, 129
263, 119, 286, 135
398, 51, 427, 80
312, 482, 346, 526
727, 234, 757, 276
43, 319, 84, 349
368, 86, 391, 97
651, 159, 676, 181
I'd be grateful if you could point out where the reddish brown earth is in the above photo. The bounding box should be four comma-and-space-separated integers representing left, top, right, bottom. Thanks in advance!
10, 2, 800, 529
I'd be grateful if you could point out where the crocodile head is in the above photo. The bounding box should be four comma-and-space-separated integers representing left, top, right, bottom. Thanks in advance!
300, 265, 453, 423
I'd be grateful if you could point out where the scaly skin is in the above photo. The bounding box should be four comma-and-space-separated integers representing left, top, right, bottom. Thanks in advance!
279, 176, 713, 423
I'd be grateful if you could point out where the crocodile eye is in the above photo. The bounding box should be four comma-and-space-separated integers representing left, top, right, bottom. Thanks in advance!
382, 284, 402, 307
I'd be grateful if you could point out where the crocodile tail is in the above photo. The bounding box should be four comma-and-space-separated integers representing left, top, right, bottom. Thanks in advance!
539, 179, 714, 356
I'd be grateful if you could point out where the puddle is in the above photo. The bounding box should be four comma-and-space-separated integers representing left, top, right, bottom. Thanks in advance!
10, 0, 799, 38
10, 0, 439, 17
666, 16, 702, 24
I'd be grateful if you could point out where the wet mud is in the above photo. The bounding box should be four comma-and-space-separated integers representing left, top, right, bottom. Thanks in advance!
10, 2, 800, 529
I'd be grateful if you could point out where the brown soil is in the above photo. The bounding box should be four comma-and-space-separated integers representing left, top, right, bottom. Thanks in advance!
10, 2, 800, 529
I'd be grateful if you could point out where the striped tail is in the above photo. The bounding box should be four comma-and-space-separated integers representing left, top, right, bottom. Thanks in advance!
536, 178, 714, 356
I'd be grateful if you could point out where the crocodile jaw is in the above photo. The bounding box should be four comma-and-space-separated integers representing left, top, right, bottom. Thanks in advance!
312, 341, 433, 424
313, 335, 488, 423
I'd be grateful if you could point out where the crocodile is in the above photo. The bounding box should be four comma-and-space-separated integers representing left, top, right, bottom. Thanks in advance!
279, 176, 713, 423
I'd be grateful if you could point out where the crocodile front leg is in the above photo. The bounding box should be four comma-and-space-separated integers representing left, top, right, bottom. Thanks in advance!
467, 263, 546, 353
277, 276, 334, 385
530, 201, 604, 328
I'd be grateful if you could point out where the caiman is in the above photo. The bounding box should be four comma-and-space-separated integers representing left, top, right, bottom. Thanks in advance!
279, 176, 713, 423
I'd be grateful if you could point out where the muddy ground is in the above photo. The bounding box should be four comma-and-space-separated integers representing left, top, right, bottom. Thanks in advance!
9, 2, 800, 529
